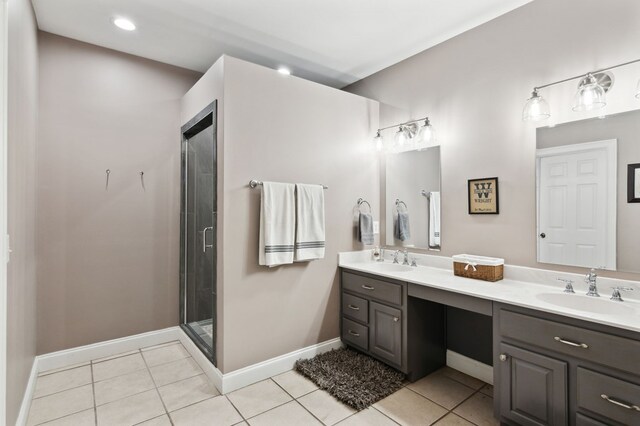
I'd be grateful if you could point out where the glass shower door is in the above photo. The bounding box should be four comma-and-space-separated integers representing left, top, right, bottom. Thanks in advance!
180, 101, 217, 364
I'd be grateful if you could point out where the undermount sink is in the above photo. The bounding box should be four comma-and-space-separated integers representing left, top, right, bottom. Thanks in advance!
536, 292, 636, 316
362, 263, 414, 273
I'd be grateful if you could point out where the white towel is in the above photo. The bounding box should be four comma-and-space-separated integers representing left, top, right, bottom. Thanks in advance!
294, 184, 325, 261
429, 191, 441, 247
259, 182, 296, 267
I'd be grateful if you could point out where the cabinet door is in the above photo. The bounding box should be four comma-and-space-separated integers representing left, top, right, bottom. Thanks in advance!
369, 301, 402, 367
498, 343, 567, 426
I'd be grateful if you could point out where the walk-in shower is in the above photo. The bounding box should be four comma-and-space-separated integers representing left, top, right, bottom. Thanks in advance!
180, 101, 217, 364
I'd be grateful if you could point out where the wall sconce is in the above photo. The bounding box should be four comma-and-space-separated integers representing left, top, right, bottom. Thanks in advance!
522, 58, 640, 122
372, 116, 436, 153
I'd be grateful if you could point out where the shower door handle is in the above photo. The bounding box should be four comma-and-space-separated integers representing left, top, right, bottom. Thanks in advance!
202, 226, 214, 253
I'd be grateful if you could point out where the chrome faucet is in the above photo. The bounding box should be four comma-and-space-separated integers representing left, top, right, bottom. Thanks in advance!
402, 249, 410, 266
411, 258, 418, 267
393, 250, 400, 264
585, 268, 600, 297
610, 286, 634, 302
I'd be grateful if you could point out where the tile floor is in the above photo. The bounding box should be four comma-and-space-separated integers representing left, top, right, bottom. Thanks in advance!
27, 341, 497, 426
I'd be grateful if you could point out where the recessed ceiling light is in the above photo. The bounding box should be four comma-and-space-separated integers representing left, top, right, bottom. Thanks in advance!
277, 67, 291, 75
113, 18, 136, 31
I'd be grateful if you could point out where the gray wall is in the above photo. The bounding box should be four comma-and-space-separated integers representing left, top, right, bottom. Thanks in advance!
37, 33, 201, 354
6, 0, 38, 423
182, 56, 380, 373
346, 0, 640, 281
537, 110, 640, 273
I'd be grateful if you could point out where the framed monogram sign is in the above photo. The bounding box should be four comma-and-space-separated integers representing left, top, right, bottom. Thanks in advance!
468, 177, 499, 214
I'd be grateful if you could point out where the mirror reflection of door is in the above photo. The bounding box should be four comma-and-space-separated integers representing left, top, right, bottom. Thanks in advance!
536, 140, 616, 270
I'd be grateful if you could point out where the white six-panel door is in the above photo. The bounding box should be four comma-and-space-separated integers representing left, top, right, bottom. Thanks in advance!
537, 140, 617, 270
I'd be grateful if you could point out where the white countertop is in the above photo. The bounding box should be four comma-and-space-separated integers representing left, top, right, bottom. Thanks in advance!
339, 250, 640, 334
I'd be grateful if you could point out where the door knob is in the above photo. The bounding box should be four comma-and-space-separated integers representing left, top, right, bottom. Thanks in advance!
540, 233, 546, 238
499, 354, 508, 362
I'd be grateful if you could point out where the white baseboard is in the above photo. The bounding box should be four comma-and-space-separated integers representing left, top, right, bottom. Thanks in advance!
216, 338, 343, 394
446, 350, 493, 385
16, 358, 38, 426
25, 326, 343, 422
37, 327, 182, 373
175, 330, 224, 393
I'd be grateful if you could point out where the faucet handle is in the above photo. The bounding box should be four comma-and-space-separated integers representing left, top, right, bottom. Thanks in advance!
411, 258, 418, 267
557, 278, 575, 293
610, 286, 633, 302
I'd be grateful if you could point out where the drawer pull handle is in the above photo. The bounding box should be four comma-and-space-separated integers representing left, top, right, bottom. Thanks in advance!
600, 394, 640, 411
348, 330, 360, 337
554, 336, 588, 349
361, 285, 375, 290
348, 304, 360, 311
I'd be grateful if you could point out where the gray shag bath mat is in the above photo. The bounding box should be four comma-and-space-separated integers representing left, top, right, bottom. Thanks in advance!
294, 348, 405, 410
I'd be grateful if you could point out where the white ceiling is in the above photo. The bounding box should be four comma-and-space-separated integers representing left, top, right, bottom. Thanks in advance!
32, 0, 532, 88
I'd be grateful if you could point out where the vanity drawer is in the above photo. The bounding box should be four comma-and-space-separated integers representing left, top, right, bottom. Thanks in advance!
342, 272, 402, 306
577, 368, 640, 425
342, 317, 368, 351
499, 310, 640, 376
342, 293, 368, 324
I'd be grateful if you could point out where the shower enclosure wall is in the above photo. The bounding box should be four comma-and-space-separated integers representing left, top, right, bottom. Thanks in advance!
180, 101, 217, 364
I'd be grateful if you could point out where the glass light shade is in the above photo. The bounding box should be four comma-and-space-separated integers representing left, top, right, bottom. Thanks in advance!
572, 74, 606, 112
394, 127, 407, 147
636, 79, 640, 99
373, 132, 383, 152
522, 90, 550, 121
417, 120, 436, 146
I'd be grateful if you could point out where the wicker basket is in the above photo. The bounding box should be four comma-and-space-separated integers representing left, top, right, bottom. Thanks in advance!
452, 254, 504, 282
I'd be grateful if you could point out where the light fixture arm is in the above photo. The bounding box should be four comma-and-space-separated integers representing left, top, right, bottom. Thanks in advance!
534, 57, 640, 91
376, 116, 430, 133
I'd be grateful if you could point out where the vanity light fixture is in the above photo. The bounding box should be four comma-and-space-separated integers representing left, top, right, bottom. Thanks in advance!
523, 57, 640, 122
372, 131, 383, 152
394, 127, 407, 147
522, 89, 550, 122
113, 17, 136, 31
372, 116, 436, 153
572, 73, 607, 112
417, 118, 436, 146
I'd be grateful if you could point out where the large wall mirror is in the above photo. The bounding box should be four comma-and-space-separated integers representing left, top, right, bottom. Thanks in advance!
536, 109, 640, 273
385, 146, 441, 250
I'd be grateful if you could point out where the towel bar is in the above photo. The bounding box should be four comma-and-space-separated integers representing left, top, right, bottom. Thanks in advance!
357, 198, 371, 213
395, 199, 408, 211
249, 179, 328, 189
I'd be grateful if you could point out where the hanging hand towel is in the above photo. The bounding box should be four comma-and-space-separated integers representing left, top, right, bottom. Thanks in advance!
295, 184, 326, 261
429, 192, 441, 247
394, 211, 411, 241
358, 212, 374, 245
259, 182, 296, 267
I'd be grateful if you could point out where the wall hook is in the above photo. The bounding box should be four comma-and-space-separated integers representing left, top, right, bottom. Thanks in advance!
139, 171, 145, 191
105, 169, 111, 190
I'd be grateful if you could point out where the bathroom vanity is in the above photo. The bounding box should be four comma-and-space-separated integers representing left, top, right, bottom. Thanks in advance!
339, 251, 640, 426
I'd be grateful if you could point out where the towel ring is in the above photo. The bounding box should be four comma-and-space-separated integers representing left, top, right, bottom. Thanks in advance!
395, 199, 408, 211
357, 198, 372, 213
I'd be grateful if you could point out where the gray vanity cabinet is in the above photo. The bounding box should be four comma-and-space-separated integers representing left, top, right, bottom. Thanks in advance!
340, 269, 446, 381
494, 303, 640, 426
498, 342, 568, 426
